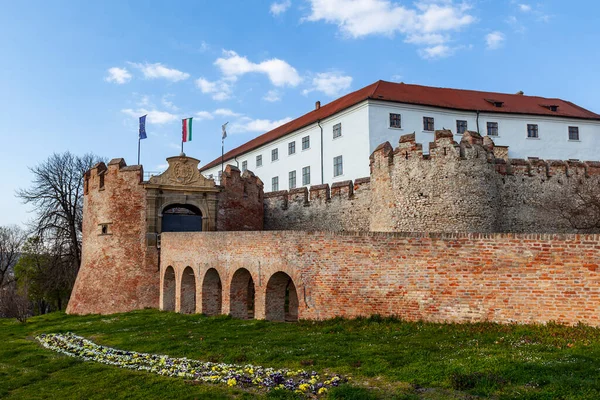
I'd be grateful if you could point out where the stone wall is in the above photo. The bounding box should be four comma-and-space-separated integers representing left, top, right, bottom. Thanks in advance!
161, 230, 600, 326
264, 178, 371, 231
67, 159, 159, 315
265, 130, 600, 233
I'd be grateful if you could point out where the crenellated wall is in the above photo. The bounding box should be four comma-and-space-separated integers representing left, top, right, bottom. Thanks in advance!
68, 157, 265, 315
217, 165, 264, 231
265, 130, 600, 233
264, 178, 371, 231
67, 158, 159, 315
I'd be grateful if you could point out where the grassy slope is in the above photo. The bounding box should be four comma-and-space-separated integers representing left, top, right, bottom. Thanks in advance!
1, 310, 599, 399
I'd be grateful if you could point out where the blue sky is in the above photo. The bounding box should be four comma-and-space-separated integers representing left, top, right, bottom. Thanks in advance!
1, 0, 599, 227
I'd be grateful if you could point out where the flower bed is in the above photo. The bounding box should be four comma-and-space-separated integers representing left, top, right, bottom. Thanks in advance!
36, 333, 346, 396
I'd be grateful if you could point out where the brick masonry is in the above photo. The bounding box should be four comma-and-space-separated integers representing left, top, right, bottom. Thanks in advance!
66, 159, 159, 315
67, 158, 263, 315
161, 230, 600, 326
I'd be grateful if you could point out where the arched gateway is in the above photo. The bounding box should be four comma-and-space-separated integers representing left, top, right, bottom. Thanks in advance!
265, 272, 299, 322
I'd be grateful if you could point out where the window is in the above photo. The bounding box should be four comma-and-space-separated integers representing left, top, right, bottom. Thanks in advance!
333, 155, 343, 177
218, 170, 223, 182
456, 120, 468, 135
333, 123, 342, 138
289, 170, 296, 189
271, 148, 278, 161
302, 166, 310, 186
423, 117, 434, 131
99, 173, 105, 190
569, 126, 579, 141
241, 161, 247, 171
256, 154, 262, 167
302, 135, 310, 150
272, 176, 279, 192
389, 113, 401, 128
487, 122, 499, 136
527, 124, 539, 138
288, 141, 296, 155
100, 224, 108, 235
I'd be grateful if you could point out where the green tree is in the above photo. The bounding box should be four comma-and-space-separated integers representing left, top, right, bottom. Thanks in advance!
14, 236, 71, 314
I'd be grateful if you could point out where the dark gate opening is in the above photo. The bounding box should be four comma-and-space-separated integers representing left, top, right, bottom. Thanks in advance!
162, 204, 203, 232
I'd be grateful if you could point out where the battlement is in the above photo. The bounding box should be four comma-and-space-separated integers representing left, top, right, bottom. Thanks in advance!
219, 164, 264, 204
263, 177, 371, 210
84, 158, 143, 195
369, 129, 600, 179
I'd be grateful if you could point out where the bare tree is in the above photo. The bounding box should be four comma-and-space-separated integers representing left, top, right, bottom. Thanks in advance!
0, 282, 31, 322
16, 152, 101, 275
546, 179, 600, 231
0, 225, 26, 288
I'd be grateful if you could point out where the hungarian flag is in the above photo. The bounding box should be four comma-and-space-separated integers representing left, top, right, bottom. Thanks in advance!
182, 118, 193, 142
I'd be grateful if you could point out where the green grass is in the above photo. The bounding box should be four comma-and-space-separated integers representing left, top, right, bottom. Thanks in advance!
1, 310, 600, 399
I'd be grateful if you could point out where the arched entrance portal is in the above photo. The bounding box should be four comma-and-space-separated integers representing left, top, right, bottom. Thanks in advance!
163, 266, 176, 311
202, 268, 222, 316
180, 267, 196, 314
265, 272, 298, 322
162, 204, 203, 232
230, 268, 255, 319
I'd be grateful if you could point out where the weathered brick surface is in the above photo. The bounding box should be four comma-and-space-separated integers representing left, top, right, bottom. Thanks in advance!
217, 165, 264, 231
67, 159, 159, 315
161, 231, 600, 326
265, 131, 600, 233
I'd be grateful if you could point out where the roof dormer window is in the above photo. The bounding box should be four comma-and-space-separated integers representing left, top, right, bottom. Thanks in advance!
485, 99, 504, 108
541, 104, 559, 112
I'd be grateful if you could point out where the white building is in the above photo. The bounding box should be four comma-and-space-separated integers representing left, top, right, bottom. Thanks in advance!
200, 81, 600, 192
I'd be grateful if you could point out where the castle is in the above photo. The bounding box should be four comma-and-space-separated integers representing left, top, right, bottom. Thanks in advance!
67, 131, 600, 326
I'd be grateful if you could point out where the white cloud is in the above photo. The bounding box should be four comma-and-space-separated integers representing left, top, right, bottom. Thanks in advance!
161, 94, 178, 111
270, 0, 292, 15
485, 31, 505, 50
215, 50, 302, 87
105, 67, 131, 84
128, 62, 190, 82
305, 0, 474, 36
518, 4, 531, 12
418, 44, 454, 60
195, 111, 214, 120
214, 108, 242, 117
304, 0, 475, 57
302, 72, 353, 97
229, 117, 293, 133
195, 77, 233, 101
121, 108, 178, 124
263, 89, 282, 102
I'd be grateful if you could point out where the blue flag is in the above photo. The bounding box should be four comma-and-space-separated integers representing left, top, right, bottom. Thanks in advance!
139, 115, 147, 139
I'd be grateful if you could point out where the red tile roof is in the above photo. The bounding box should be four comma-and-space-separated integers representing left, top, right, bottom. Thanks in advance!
200, 80, 600, 171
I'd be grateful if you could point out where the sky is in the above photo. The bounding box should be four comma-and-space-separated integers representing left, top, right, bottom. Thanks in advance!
1, 0, 599, 228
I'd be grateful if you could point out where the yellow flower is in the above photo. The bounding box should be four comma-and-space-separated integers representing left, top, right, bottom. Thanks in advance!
299, 383, 310, 392
309, 378, 317, 385
227, 378, 237, 386
318, 387, 328, 395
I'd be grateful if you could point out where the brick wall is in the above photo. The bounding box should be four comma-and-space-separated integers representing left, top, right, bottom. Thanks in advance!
161, 231, 600, 326
67, 158, 159, 315
217, 165, 264, 231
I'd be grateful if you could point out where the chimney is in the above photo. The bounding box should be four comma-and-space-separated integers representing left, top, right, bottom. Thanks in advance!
516, 90, 524, 95
315, 101, 321, 110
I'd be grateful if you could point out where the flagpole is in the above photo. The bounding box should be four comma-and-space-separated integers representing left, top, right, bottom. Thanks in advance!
137, 137, 141, 165
221, 122, 228, 178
